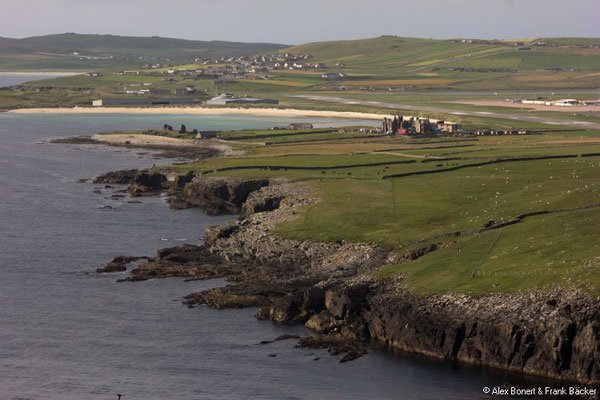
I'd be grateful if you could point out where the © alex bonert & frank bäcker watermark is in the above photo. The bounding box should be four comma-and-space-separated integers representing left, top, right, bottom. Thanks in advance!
482, 385, 597, 397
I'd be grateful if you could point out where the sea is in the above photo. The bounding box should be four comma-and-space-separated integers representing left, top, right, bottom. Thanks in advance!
0, 73, 71, 88
0, 75, 555, 399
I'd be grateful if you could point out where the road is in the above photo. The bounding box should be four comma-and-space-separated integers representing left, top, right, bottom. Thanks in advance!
294, 95, 600, 130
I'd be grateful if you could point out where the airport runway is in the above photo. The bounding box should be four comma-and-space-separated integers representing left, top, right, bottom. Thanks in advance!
295, 95, 600, 130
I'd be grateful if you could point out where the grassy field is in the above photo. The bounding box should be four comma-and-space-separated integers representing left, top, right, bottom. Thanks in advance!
279, 36, 600, 90
154, 118, 600, 297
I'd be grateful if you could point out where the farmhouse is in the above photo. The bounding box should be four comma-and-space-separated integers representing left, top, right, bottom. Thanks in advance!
414, 118, 433, 134
381, 116, 461, 135
437, 121, 461, 133
287, 123, 313, 130
172, 86, 197, 95
382, 115, 404, 133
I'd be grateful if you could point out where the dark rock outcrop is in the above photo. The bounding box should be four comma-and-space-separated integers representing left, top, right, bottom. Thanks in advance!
296, 334, 368, 363
259, 334, 301, 345
204, 220, 242, 245
124, 244, 227, 281
93, 169, 273, 216
241, 190, 284, 218
93, 169, 138, 184
128, 171, 168, 196
97, 256, 145, 273
180, 177, 270, 215
92, 168, 168, 196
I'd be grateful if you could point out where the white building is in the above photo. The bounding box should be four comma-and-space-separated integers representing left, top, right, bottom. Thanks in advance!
553, 99, 579, 107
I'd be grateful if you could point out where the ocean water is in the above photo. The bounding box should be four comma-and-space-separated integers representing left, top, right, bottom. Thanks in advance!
0, 110, 553, 400
0, 74, 70, 88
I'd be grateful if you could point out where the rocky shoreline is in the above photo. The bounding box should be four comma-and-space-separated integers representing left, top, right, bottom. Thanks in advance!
95, 168, 600, 385
51, 135, 223, 160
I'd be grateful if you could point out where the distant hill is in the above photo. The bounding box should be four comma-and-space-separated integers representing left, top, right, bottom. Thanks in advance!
0, 33, 288, 71
282, 36, 600, 73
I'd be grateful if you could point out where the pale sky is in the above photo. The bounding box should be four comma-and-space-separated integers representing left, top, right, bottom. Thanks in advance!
2, 0, 599, 44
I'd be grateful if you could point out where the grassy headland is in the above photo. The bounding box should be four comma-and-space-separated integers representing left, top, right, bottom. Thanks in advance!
88, 114, 600, 297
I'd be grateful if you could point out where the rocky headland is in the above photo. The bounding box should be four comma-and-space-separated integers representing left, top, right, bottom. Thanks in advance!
52, 134, 226, 160
95, 167, 600, 385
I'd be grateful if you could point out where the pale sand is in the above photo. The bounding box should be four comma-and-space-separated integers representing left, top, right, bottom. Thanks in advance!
93, 134, 197, 147
92, 134, 244, 156
9, 106, 390, 120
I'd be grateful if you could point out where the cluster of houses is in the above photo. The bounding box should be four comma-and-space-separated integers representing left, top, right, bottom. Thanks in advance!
119, 53, 323, 84
380, 115, 546, 137
113, 52, 348, 88
382, 115, 461, 135
228, 52, 325, 71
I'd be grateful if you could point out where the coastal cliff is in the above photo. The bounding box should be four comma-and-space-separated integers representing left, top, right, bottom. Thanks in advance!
97, 169, 600, 385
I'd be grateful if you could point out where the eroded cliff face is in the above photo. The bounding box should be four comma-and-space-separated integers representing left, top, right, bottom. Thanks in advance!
324, 285, 600, 384
97, 169, 600, 384
178, 177, 270, 215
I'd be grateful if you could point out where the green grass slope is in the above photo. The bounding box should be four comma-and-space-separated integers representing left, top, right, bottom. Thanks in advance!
0, 33, 288, 71
277, 36, 600, 90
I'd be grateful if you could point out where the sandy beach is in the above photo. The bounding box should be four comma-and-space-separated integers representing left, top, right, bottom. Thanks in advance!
8, 106, 390, 120
92, 133, 197, 147
91, 133, 245, 156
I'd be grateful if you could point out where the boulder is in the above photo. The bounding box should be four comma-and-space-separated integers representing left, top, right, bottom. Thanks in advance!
305, 310, 338, 333
97, 256, 144, 273
128, 171, 167, 196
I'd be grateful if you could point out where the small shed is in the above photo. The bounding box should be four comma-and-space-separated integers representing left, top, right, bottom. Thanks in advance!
438, 122, 461, 133
287, 123, 313, 130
